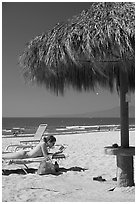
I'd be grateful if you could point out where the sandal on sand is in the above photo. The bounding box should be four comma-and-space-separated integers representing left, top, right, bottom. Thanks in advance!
93, 176, 106, 182
112, 177, 117, 181
108, 187, 116, 191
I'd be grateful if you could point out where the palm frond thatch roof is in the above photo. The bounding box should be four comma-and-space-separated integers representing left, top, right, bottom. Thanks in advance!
19, 2, 135, 94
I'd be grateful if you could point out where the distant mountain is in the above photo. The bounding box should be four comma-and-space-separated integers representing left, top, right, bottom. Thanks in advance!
85, 106, 135, 118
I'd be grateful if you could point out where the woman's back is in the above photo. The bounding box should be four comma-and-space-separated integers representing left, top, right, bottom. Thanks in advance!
27, 141, 47, 158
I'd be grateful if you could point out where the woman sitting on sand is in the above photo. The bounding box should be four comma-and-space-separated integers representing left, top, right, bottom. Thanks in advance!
2, 135, 56, 160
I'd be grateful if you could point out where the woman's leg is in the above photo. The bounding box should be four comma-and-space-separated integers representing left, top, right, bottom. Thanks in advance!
2, 150, 27, 159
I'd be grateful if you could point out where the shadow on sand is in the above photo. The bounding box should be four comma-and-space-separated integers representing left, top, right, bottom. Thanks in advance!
2, 166, 88, 176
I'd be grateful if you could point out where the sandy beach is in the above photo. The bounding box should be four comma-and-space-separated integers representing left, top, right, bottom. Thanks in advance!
2, 130, 135, 202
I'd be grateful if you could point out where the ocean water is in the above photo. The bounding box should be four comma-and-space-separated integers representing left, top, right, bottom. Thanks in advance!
2, 117, 135, 137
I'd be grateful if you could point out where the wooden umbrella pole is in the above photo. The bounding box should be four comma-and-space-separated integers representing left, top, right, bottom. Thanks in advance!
104, 68, 135, 187
116, 68, 134, 187
120, 68, 129, 148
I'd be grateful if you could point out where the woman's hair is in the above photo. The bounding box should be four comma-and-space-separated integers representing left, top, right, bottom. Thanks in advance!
43, 135, 56, 143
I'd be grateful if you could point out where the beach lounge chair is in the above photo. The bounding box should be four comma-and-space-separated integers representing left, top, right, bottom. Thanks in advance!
5, 124, 48, 152
20, 123, 48, 144
18, 124, 67, 152
2, 153, 67, 174
3, 124, 68, 162
4, 141, 67, 154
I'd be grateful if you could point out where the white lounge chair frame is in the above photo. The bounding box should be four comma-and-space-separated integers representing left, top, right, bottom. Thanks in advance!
3, 153, 67, 174
5, 124, 48, 152
20, 124, 48, 144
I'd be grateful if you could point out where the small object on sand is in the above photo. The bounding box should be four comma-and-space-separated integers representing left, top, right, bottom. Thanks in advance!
93, 176, 106, 182
108, 187, 116, 191
112, 143, 119, 148
54, 161, 60, 172
112, 177, 117, 181
37, 160, 59, 175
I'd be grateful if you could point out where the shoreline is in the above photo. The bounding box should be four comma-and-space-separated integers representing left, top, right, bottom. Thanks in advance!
2, 125, 135, 139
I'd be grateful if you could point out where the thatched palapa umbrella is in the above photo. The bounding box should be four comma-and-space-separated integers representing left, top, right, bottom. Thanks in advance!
19, 2, 135, 187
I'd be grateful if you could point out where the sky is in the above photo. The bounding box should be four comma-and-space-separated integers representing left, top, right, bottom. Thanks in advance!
2, 1, 135, 117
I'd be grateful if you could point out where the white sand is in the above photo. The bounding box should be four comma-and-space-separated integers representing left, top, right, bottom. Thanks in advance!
2, 131, 135, 202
